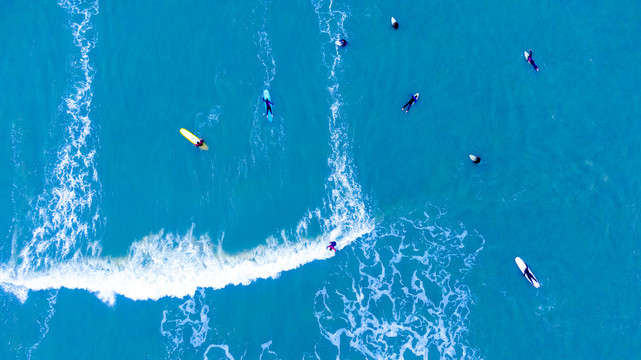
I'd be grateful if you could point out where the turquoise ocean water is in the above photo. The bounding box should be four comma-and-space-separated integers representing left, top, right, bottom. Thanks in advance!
1, 0, 641, 358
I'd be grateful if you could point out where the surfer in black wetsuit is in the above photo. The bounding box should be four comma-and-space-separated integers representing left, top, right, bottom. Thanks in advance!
524, 267, 536, 282
327, 241, 337, 252
262, 97, 273, 117
527, 50, 539, 71
195, 139, 204, 147
401, 94, 418, 112
337, 39, 347, 47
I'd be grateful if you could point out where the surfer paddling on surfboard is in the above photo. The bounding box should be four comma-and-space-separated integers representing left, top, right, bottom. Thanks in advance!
469, 154, 481, 164
262, 97, 273, 117
335, 39, 347, 47
526, 50, 539, 71
391, 17, 398, 29
401, 93, 419, 113
180, 128, 209, 150
524, 267, 537, 284
515, 257, 540, 288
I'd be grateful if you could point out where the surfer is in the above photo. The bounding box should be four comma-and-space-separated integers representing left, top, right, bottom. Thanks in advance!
524, 267, 536, 282
391, 17, 398, 29
337, 39, 347, 47
327, 241, 337, 252
401, 94, 418, 112
469, 154, 481, 164
195, 139, 204, 147
262, 97, 273, 117
526, 50, 539, 71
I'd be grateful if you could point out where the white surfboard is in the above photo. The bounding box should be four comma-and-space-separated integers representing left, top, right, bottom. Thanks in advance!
180, 128, 209, 150
515, 257, 540, 288
414, 93, 419, 100
524, 51, 530, 60
335, 39, 347, 47
391, 17, 398, 29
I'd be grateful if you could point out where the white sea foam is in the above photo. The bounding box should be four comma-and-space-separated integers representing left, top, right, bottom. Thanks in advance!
314, 210, 485, 359
203, 344, 235, 360
26, 291, 58, 360
7, 123, 27, 263
161, 288, 212, 359
259, 341, 278, 359
256, 1, 276, 88
17, 0, 102, 271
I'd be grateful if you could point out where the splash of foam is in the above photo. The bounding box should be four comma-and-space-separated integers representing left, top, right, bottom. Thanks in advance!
314, 210, 485, 359
203, 344, 235, 360
0, 217, 367, 304
161, 288, 211, 358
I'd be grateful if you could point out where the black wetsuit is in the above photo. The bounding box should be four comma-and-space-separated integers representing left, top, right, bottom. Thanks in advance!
527, 51, 538, 71
402, 95, 417, 112
524, 268, 536, 283
263, 98, 273, 115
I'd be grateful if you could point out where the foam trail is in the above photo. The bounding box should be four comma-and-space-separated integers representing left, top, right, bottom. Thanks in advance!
250, 0, 284, 160
7, 123, 27, 263
311, 0, 372, 251
16, 0, 102, 272
203, 344, 235, 360
160, 288, 211, 358
256, 0, 276, 87
259, 341, 278, 359
26, 291, 58, 360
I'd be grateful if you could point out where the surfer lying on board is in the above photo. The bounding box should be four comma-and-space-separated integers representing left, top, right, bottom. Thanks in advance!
527, 50, 539, 71
401, 94, 418, 112
524, 267, 536, 282
327, 241, 337, 252
262, 97, 273, 117
195, 139, 204, 147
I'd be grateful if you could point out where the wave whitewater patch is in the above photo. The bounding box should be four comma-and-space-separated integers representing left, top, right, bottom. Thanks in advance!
314, 209, 485, 359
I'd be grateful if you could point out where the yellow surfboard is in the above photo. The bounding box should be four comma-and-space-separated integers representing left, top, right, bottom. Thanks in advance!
180, 128, 208, 150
